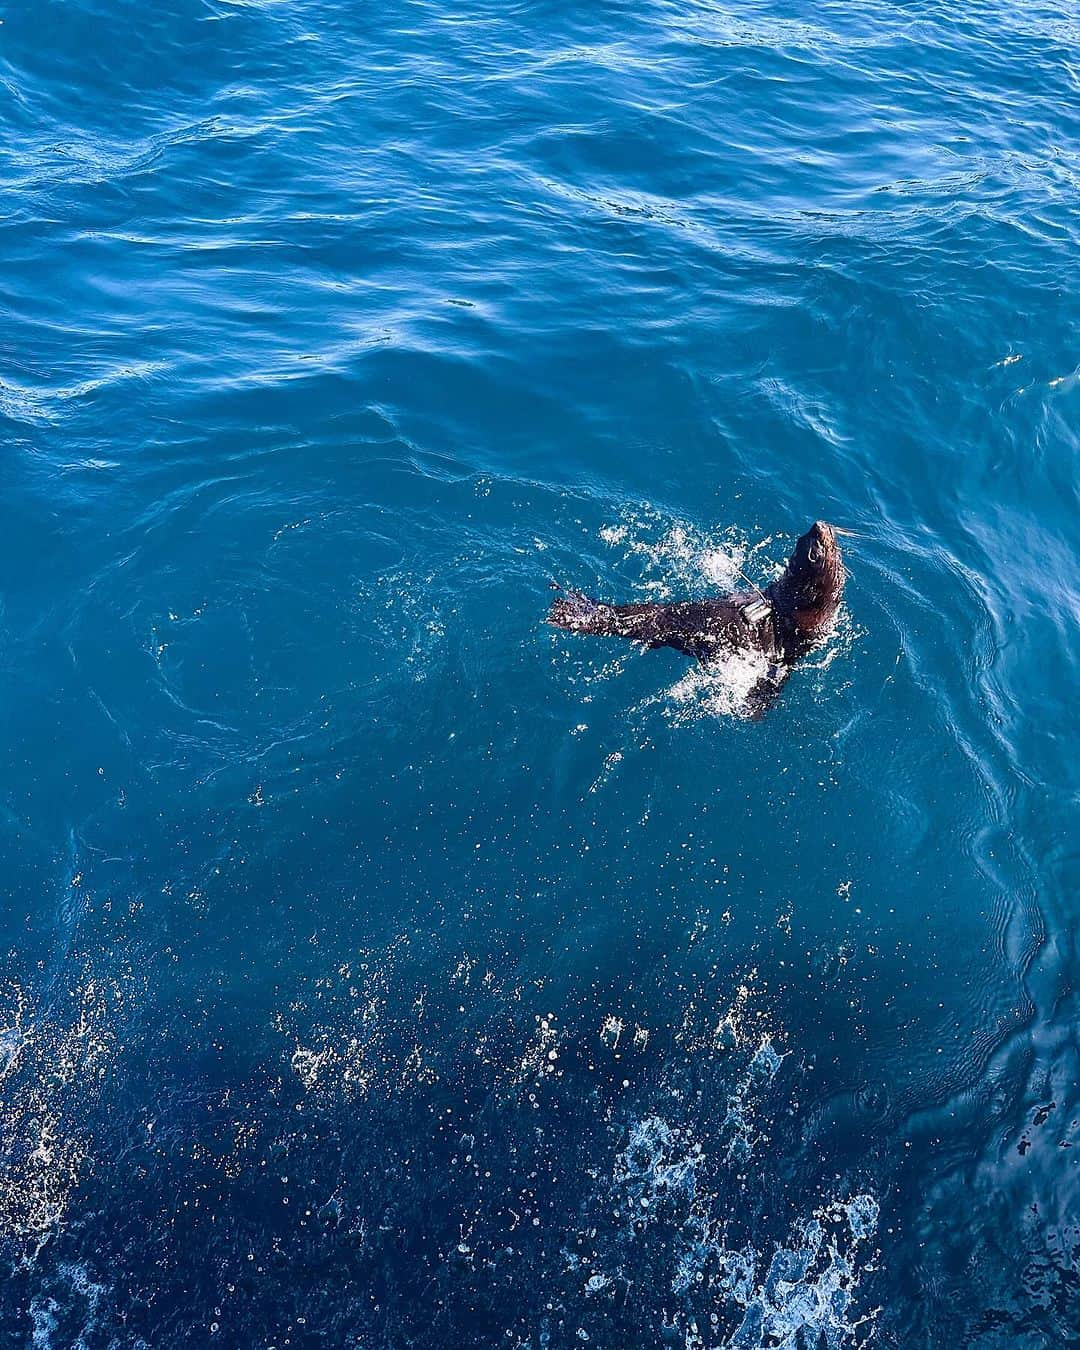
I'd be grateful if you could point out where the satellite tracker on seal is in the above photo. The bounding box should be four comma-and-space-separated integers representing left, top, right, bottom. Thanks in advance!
548, 520, 851, 717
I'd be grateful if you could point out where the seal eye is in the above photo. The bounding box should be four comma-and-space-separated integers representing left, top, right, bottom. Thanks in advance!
808, 543, 822, 563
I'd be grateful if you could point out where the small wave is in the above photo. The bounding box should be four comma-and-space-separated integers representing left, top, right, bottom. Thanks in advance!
0, 363, 166, 428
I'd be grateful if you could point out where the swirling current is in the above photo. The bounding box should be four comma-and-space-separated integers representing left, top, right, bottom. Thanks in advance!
1, 1, 1077, 1346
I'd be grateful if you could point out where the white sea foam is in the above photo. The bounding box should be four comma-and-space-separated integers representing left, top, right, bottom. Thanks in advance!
27, 1261, 110, 1350
593, 966, 880, 1347
608, 1055, 877, 1346
670, 1194, 879, 1348
726, 1195, 880, 1348
614, 1115, 703, 1224
721, 1035, 787, 1166
0, 975, 120, 1259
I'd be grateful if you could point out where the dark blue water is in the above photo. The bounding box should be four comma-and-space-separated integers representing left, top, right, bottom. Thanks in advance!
2, 1, 1077, 1345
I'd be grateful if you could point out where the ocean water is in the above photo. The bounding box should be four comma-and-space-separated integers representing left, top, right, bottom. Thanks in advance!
1, 0, 1077, 1345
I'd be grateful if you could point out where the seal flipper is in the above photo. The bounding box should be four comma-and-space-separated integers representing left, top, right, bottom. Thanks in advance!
744, 664, 789, 720
549, 593, 673, 643
548, 590, 608, 634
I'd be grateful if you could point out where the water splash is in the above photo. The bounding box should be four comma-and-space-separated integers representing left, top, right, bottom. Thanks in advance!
0, 975, 121, 1261
674, 1194, 880, 1349
599, 510, 755, 599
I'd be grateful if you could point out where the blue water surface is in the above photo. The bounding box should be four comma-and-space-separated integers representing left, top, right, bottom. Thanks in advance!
2, 1, 1077, 1345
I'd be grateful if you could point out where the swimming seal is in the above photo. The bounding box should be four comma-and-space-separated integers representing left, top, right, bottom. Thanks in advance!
548, 521, 847, 716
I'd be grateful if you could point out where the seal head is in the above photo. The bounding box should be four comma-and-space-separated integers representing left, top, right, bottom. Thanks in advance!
771, 520, 845, 652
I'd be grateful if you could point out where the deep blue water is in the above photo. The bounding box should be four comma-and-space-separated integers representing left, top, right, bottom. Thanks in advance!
2, 0, 1078, 1345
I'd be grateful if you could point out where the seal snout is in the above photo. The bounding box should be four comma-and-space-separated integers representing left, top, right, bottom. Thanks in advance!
813, 521, 860, 542
806, 520, 836, 563
810, 520, 836, 546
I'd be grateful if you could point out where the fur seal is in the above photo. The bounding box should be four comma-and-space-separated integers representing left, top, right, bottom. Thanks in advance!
548, 521, 848, 716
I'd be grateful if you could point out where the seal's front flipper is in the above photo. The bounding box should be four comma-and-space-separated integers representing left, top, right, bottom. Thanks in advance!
745, 665, 789, 720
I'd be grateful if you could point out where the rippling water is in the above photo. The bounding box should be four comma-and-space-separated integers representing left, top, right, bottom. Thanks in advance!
2, 1, 1078, 1345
